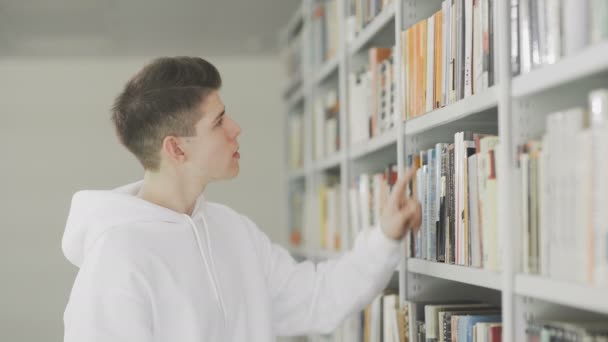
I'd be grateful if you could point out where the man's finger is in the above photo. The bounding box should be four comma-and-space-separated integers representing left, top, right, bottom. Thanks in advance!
391, 167, 417, 202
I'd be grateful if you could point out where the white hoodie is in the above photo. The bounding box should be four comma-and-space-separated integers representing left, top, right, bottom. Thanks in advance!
62, 180, 401, 341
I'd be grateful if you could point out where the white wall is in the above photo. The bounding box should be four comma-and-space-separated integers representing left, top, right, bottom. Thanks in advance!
0, 56, 285, 341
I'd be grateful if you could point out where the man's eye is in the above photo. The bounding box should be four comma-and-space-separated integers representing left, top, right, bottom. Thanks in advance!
216, 118, 224, 127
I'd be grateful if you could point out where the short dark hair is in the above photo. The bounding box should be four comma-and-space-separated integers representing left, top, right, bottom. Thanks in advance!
112, 57, 222, 171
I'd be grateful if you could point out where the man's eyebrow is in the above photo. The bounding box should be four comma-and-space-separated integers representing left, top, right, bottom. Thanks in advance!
212, 108, 226, 123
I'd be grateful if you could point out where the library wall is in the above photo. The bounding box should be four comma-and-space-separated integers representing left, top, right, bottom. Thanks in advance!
0, 55, 285, 341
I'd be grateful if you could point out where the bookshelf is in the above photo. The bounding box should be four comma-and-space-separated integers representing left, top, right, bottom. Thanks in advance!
281, 0, 608, 341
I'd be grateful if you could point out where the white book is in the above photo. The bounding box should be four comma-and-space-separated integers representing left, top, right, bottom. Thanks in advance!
519, 0, 532, 74
575, 130, 592, 284
473, 0, 483, 95
521, 152, 530, 273
383, 295, 398, 342
589, 90, 608, 286
593, 126, 608, 286
456, 132, 464, 264
468, 154, 482, 267
428, 149, 436, 260
427, 14, 436, 112
538, 139, 550, 276
545, 0, 561, 65
464, 0, 474, 98
563, 0, 589, 57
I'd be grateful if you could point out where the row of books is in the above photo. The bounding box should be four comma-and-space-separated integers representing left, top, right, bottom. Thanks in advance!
400, 0, 497, 120
415, 302, 502, 342
346, 0, 394, 42
526, 320, 608, 341
361, 293, 407, 342
519, 89, 608, 286
349, 47, 397, 145
349, 164, 398, 238
407, 133, 501, 270
312, 0, 340, 67
288, 112, 305, 169
512, 0, 608, 76
313, 88, 341, 160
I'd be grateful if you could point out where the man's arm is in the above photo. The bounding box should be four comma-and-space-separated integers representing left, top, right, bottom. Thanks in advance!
249, 168, 421, 336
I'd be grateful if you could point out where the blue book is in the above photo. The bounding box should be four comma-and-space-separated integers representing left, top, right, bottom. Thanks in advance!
456, 314, 501, 342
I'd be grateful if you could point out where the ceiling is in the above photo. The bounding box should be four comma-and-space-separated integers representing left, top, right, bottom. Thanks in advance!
0, 0, 300, 57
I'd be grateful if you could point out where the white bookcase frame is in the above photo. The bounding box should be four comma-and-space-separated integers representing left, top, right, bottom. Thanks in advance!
280, 0, 608, 341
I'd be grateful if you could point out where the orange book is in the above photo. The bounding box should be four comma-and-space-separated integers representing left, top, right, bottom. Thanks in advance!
369, 48, 392, 137
408, 26, 416, 119
435, 9, 443, 109
414, 22, 422, 117
419, 19, 428, 117
401, 30, 409, 120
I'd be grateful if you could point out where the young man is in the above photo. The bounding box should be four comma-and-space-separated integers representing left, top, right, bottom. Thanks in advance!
62, 57, 421, 341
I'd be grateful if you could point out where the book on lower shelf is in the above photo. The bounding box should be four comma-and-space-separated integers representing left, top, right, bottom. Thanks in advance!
410, 301, 502, 342
400, 0, 497, 120
518, 88, 608, 287
349, 47, 397, 146
406, 132, 501, 271
312, 174, 343, 254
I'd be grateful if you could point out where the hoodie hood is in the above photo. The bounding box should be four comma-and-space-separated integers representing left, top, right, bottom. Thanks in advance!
62, 180, 206, 267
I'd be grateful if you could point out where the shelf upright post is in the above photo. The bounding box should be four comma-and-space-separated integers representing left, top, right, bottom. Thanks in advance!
496, 0, 514, 340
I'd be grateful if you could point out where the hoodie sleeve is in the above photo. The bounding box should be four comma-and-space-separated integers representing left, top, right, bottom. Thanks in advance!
243, 216, 401, 336
64, 228, 153, 342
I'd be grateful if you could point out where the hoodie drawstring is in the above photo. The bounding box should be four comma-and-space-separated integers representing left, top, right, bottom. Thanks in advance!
185, 214, 228, 326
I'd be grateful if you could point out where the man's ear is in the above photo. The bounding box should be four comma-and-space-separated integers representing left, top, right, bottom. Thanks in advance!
161, 136, 187, 164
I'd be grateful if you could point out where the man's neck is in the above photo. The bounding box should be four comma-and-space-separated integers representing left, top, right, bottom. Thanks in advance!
136, 170, 206, 216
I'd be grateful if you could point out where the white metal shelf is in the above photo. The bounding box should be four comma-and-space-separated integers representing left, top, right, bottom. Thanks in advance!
404, 87, 498, 135
347, 2, 396, 56
408, 258, 502, 291
515, 274, 608, 315
512, 40, 608, 97
315, 56, 340, 85
349, 128, 397, 161
313, 151, 343, 172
